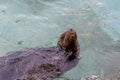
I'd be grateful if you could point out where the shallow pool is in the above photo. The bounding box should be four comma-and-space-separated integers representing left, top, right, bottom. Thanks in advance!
0, 0, 120, 79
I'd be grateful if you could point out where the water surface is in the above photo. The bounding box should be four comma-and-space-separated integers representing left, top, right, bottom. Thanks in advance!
0, 0, 120, 79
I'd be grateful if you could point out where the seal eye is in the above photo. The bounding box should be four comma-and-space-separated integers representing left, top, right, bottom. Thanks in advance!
70, 35, 75, 40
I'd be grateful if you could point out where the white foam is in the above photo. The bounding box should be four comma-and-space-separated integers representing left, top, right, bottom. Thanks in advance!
16, 14, 48, 20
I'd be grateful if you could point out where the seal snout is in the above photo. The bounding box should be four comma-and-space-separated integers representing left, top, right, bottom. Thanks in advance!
68, 28, 74, 33
67, 29, 77, 41
69, 28, 73, 31
68, 28, 76, 34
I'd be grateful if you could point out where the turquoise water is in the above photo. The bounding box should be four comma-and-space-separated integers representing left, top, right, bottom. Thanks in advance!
0, 0, 120, 79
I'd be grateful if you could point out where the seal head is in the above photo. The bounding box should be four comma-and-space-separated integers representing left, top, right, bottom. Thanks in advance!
58, 29, 79, 60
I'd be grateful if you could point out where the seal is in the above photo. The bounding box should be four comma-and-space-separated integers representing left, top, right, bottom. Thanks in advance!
0, 29, 80, 80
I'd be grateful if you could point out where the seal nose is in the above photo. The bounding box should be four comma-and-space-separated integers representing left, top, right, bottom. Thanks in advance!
68, 28, 75, 34
69, 28, 73, 31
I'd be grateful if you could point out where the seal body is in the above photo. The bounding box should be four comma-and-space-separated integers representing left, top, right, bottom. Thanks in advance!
0, 29, 80, 80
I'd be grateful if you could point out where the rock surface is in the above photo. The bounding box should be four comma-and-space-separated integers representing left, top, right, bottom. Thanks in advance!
0, 29, 80, 80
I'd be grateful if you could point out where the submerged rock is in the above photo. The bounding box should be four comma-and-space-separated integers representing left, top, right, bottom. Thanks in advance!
81, 75, 102, 80
60, 75, 103, 80
0, 29, 80, 80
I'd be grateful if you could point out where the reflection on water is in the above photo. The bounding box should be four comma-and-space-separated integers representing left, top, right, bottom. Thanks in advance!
0, 0, 120, 79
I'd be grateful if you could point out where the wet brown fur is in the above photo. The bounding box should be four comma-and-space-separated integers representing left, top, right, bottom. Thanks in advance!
58, 29, 78, 60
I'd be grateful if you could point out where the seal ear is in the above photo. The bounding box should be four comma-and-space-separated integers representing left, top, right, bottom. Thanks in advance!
57, 32, 67, 49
